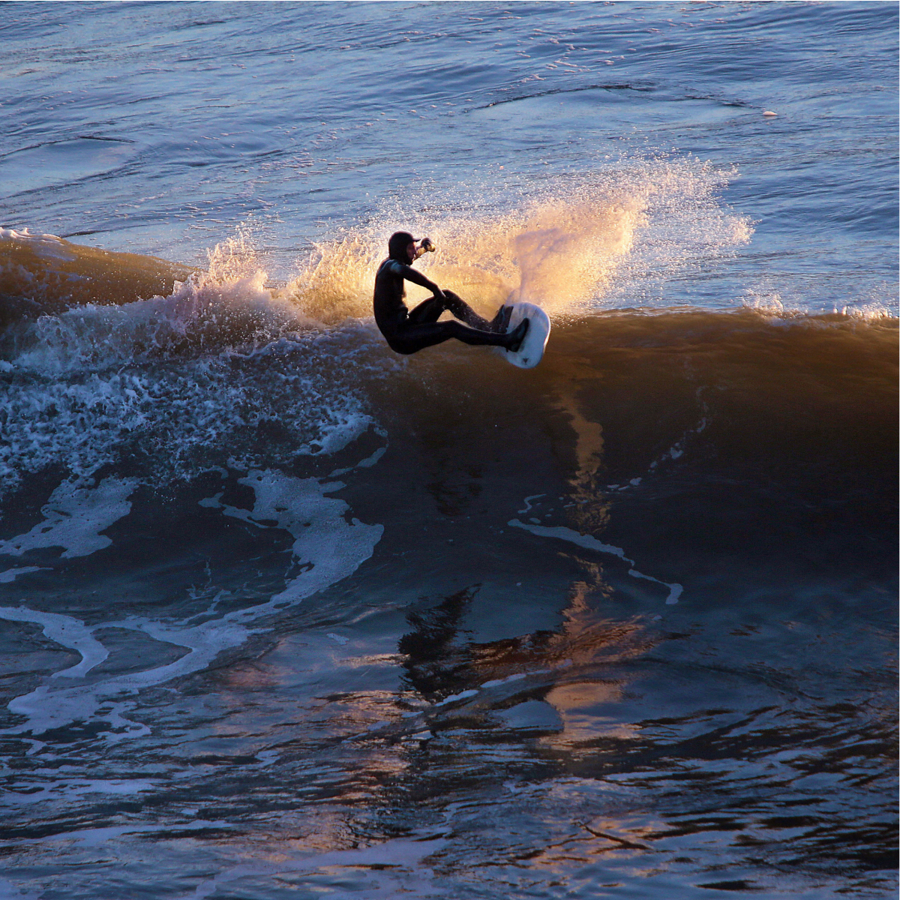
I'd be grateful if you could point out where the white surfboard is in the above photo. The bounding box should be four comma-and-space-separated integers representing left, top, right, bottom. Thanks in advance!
497, 302, 551, 369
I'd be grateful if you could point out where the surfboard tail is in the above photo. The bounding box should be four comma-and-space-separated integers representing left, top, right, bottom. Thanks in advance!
498, 302, 551, 369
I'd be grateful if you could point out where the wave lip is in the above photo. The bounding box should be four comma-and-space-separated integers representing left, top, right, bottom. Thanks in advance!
0, 228, 197, 321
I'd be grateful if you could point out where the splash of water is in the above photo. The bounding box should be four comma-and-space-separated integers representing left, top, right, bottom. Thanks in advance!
282, 156, 751, 324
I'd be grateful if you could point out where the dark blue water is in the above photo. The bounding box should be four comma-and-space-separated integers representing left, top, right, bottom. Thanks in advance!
0, 3, 896, 898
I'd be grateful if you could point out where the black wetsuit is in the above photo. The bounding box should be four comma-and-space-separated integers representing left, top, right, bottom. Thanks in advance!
373, 256, 523, 356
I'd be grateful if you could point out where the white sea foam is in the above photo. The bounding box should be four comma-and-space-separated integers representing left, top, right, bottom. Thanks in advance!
509, 518, 683, 605
0, 468, 383, 741
518, 494, 547, 514
0, 330, 369, 497
4, 777, 158, 804
202, 469, 383, 610
0, 477, 137, 558
0, 607, 109, 679
0, 566, 45, 583
3, 607, 259, 739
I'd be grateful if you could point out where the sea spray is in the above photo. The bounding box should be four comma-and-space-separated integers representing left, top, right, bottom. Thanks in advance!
282, 156, 752, 323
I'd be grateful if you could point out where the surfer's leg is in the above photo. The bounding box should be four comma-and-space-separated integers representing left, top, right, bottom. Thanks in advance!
407, 295, 446, 325
440, 290, 495, 331
447, 317, 529, 351
489, 305, 513, 333
410, 291, 511, 334
454, 318, 528, 350
451, 296, 511, 334
388, 318, 527, 355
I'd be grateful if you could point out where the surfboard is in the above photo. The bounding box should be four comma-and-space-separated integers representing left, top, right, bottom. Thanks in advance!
497, 302, 551, 369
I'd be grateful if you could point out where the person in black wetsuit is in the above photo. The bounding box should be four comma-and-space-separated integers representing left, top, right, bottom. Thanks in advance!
373, 231, 528, 356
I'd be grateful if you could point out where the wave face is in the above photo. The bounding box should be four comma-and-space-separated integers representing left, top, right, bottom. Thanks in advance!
1, 199, 893, 524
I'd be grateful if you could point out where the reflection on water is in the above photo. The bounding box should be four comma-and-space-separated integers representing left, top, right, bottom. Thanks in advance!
0, 473, 894, 899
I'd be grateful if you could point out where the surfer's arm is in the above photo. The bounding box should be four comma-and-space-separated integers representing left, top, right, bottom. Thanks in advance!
397, 263, 445, 300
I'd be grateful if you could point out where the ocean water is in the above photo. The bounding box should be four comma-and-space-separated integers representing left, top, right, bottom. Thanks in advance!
0, 2, 897, 899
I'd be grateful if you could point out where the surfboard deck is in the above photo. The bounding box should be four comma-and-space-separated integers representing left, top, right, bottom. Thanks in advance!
496, 302, 551, 369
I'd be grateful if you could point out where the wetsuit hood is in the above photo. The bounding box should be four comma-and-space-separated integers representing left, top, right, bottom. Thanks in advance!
388, 231, 416, 262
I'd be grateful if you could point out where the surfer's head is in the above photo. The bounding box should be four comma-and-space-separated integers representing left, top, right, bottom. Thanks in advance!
388, 231, 417, 263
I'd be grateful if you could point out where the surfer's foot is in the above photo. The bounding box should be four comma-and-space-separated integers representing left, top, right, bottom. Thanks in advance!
490, 305, 514, 333
505, 318, 530, 353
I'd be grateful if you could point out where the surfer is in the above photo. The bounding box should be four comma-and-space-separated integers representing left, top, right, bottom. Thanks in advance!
373, 231, 528, 356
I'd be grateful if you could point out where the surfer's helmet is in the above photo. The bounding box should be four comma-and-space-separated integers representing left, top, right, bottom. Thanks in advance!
388, 231, 416, 262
